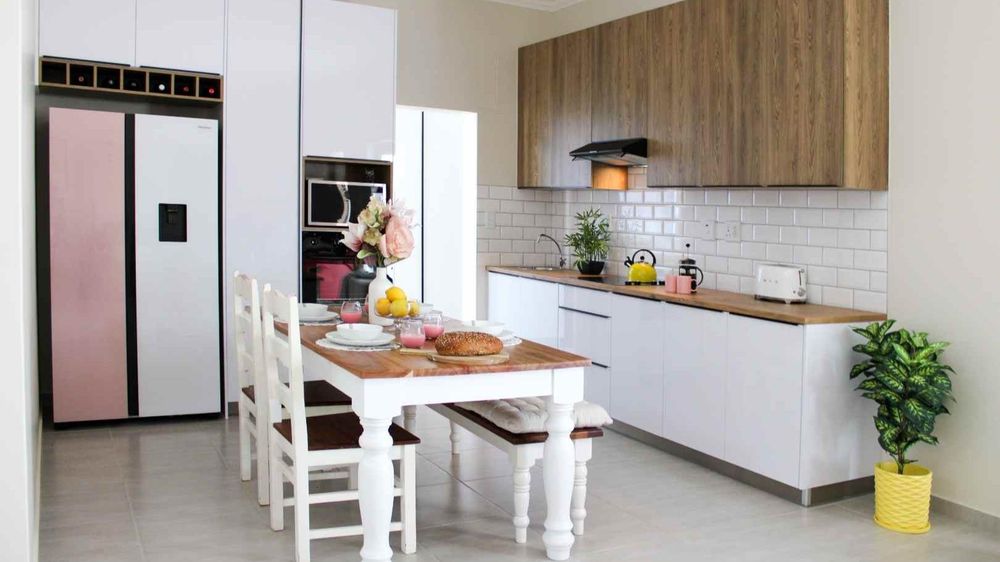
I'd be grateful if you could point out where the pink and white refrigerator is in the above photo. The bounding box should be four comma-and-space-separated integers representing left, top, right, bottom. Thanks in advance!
49, 108, 221, 423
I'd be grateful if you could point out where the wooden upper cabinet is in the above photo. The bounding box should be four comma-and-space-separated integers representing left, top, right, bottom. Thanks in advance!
700, 0, 768, 186
592, 13, 649, 141
764, 0, 845, 186
518, 29, 593, 188
647, 0, 703, 187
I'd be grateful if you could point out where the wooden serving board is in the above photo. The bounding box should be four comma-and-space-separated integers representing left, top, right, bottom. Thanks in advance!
428, 353, 509, 366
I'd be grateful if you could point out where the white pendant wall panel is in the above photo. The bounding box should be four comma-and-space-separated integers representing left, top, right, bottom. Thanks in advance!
724, 315, 804, 487
301, 0, 396, 160
662, 305, 728, 459
39, 0, 136, 65
390, 107, 424, 300
223, 0, 301, 400
135, 114, 220, 417
135, 0, 226, 73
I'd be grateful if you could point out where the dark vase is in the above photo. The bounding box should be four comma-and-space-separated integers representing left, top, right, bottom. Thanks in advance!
577, 260, 605, 275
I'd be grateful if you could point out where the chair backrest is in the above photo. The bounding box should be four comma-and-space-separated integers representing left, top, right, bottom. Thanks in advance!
261, 285, 308, 444
232, 272, 263, 393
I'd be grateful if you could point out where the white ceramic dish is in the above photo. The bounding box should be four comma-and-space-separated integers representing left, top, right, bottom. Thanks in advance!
334, 323, 383, 341
453, 320, 506, 336
324, 332, 395, 347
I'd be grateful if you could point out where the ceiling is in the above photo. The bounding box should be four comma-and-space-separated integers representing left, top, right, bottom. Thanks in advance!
485, 0, 585, 12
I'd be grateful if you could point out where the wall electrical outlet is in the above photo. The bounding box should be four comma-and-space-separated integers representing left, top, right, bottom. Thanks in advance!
718, 221, 741, 242
696, 220, 716, 240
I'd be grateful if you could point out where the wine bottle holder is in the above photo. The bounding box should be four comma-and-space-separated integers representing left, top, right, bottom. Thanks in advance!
38, 57, 223, 104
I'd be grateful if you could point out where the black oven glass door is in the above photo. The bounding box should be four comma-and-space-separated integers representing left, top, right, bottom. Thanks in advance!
306, 180, 386, 228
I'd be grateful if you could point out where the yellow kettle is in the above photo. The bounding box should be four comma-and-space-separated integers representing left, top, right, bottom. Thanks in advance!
624, 249, 658, 283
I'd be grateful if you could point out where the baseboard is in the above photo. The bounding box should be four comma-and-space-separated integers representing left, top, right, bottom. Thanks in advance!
932, 495, 1000, 533
608, 421, 872, 507
33, 417, 42, 562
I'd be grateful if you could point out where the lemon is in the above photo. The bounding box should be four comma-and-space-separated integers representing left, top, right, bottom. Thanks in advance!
375, 298, 391, 316
408, 301, 421, 317
385, 286, 407, 302
389, 299, 409, 318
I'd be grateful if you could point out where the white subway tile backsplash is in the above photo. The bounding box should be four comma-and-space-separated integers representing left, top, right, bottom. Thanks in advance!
767, 208, 796, 226
478, 185, 887, 310
838, 191, 871, 209
808, 190, 839, 208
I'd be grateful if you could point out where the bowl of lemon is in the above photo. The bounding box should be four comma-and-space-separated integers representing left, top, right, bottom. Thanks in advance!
373, 286, 430, 326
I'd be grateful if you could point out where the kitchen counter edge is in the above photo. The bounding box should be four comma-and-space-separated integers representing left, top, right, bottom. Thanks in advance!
487, 266, 887, 325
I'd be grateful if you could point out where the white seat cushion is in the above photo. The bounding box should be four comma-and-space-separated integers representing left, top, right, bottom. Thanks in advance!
454, 398, 612, 434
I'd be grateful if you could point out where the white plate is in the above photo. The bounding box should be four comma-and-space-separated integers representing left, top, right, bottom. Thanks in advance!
300, 311, 340, 323
324, 332, 396, 348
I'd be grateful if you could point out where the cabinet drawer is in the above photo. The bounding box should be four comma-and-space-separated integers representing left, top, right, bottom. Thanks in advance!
558, 307, 611, 367
559, 285, 613, 317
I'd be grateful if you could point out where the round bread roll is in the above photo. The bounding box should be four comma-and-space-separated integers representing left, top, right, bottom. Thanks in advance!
434, 332, 504, 357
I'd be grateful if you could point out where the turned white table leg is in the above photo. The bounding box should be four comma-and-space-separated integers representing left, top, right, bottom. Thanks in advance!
402, 405, 417, 433
449, 421, 461, 455
571, 460, 588, 536
512, 449, 536, 544
358, 416, 395, 562
542, 398, 576, 561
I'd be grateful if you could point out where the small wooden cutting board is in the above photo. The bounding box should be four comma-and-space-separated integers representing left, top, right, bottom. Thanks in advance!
396, 347, 510, 365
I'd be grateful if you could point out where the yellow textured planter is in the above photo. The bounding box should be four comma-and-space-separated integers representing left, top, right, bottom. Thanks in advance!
873, 461, 932, 534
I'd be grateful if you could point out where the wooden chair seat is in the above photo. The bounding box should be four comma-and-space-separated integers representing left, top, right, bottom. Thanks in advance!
242, 380, 351, 408
273, 412, 421, 451
444, 403, 603, 445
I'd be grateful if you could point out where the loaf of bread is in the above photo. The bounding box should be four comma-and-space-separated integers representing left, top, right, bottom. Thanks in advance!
434, 332, 504, 356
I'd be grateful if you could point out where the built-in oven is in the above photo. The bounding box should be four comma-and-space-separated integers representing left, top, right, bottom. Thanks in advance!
304, 180, 386, 228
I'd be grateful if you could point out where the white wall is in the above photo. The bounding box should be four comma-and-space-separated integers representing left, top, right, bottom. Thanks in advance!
889, 0, 1000, 519
0, 0, 40, 559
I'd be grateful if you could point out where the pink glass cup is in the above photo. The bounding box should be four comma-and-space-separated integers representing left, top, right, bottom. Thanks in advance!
422, 312, 445, 340
400, 319, 427, 349
340, 301, 363, 323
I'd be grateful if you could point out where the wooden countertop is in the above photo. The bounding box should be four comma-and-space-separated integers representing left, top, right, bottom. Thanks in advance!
488, 266, 887, 325
277, 322, 591, 379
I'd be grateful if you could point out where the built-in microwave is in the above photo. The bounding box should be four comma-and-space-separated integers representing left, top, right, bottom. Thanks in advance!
303, 179, 386, 228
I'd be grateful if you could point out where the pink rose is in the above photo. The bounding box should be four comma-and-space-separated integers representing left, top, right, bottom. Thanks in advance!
342, 222, 365, 253
382, 216, 414, 260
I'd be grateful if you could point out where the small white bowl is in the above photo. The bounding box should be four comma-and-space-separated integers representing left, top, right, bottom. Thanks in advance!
335, 323, 383, 341
459, 320, 505, 336
298, 303, 330, 317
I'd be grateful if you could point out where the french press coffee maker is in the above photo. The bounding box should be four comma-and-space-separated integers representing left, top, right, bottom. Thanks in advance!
678, 243, 704, 293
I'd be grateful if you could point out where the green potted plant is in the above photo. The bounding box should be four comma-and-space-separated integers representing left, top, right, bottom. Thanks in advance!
850, 320, 955, 534
564, 208, 612, 275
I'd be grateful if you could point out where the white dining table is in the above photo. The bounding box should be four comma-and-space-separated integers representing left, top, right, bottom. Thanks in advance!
280, 323, 590, 562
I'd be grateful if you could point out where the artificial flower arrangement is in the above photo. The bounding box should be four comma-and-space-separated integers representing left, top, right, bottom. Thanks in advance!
342, 196, 416, 266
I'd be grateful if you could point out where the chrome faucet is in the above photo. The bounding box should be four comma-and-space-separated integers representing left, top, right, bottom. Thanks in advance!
536, 234, 566, 269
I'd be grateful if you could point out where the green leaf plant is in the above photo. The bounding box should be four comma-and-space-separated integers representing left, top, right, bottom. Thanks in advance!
563, 208, 612, 269
850, 320, 955, 474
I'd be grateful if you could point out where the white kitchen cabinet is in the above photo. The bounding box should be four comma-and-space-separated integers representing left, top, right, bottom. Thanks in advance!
39, 0, 136, 65
558, 304, 612, 411
725, 315, 804, 487
222, 0, 302, 402
584, 365, 611, 411
301, 0, 396, 160
662, 305, 728, 459
610, 294, 665, 435
135, 0, 226, 74
488, 273, 558, 347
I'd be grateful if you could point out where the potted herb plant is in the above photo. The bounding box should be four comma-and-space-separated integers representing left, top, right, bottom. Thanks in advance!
564, 208, 612, 275
850, 320, 955, 534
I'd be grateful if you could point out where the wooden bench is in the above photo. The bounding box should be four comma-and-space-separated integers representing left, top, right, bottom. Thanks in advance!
428, 402, 604, 544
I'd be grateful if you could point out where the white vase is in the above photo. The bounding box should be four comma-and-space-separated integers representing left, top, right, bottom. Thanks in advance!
367, 267, 394, 326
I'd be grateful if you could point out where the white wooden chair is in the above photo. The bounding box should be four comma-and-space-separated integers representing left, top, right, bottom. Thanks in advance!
233, 272, 354, 506
261, 285, 419, 562
429, 402, 604, 544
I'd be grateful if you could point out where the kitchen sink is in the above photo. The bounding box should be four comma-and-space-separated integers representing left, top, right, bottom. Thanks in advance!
532, 267, 558, 271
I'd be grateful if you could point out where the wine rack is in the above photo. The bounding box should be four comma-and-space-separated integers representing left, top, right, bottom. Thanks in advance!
39, 57, 223, 104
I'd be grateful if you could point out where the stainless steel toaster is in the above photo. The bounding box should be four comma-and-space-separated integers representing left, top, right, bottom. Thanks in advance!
754, 264, 807, 303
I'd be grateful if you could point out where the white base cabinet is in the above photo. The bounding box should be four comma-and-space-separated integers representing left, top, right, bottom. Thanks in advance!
609, 294, 665, 436
488, 272, 880, 492
662, 305, 728, 460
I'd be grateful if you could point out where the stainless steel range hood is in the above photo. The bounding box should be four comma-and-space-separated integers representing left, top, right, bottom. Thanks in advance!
569, 138, 647, 167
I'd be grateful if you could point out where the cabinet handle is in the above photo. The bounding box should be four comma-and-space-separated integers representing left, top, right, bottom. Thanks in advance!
591, 361, 609, 369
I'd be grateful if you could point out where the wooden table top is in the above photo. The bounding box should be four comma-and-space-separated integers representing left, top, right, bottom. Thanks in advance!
276, 322, 591, 379
488, 266, 887, 325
